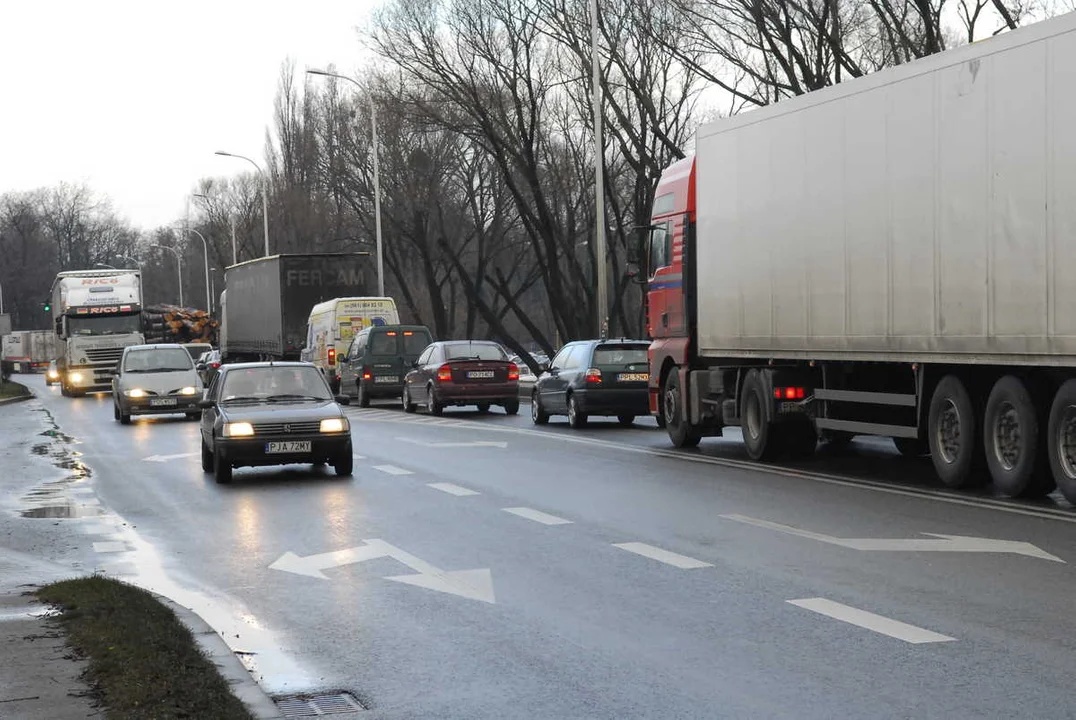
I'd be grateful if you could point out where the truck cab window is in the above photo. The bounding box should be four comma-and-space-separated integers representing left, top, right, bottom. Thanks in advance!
648, 223, 672, 277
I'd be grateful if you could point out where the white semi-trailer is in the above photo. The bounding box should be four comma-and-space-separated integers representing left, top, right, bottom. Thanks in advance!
50, 269, 144, 396
646, 12, 1076, 504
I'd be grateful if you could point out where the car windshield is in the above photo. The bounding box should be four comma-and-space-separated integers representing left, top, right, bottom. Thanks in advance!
123, 348, 193, 373
68, 313, 141, 336
220, 366, 332, 402
592, 346, 649, 367
369, 332, 398, 356
444, 342, 506, 361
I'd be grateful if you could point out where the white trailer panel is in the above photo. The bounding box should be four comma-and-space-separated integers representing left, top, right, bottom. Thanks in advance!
695, 13, 1076, 365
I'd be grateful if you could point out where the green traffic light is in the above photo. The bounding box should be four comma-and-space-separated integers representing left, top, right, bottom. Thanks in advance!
43, 303, 51, 312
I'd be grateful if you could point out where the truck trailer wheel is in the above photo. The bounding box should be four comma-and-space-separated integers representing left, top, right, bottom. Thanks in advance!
983, 375, 1054, 498
740, 369, 779, 460
1046, 380, 1076, 505
663, 369, 700, 448
927, 375, 985, 489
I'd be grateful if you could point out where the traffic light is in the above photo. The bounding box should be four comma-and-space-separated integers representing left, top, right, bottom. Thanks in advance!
42, 301, 51, 313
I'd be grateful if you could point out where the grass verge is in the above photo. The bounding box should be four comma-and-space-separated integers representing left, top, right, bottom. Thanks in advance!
0, 379, 30, 399
37, 576, 254, 720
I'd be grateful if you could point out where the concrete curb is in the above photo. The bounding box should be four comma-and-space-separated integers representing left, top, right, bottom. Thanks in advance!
153, 594, 283, 720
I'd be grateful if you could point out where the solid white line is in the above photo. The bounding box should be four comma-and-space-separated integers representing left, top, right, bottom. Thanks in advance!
93, 541, 128, 553
427, 482, 480, 496
613, 542, 713, 569
788, 598, 956, 644
373, 464, 413, 476
503, 507, 573, 525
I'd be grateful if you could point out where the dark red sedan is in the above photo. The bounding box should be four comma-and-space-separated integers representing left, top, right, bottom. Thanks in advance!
402, 340, 520, 416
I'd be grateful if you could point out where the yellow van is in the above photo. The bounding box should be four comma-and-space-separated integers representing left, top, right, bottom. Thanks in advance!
303, 297, 399, 392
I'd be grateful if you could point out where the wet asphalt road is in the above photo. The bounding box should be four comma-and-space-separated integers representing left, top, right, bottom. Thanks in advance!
6, 374, 1076, 719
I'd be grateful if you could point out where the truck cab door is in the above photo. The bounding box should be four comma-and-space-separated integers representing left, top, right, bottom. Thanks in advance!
648, 218, 687, 338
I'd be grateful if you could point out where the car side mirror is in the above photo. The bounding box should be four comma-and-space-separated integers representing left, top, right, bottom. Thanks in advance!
196, 363, 206, 371
335, 394, 351, 405
197, 399, 214, 409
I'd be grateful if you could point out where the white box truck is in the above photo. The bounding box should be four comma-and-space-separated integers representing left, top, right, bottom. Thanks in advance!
646, 12, 1076, 504
51, 269, 144, 396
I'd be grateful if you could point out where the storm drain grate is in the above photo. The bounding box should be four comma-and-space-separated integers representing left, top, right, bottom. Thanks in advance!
275, 691, 366, 716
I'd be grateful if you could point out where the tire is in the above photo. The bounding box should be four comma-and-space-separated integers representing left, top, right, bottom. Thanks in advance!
201, 438, 213, 473
213, 444, 232, 484
60, 380, 71, 398
927, 374, 985, 489
531, 391, 549, 425
428, 386, 443, 416
357, 381, 371, 408
982, 376, 1055, 498
402, 386, 417, 413
118, 402, 131, 425
503, 399, 520, 416
663, 368, 701, 448
1047, 379, 1076, 505
113, 402, 120, 422
567, 394, 588, 429
893, 436, 929, 457
334, 443, 354, 477
740, 369, 777, 461
617, 414, 635, 427
476, 402, 491, 414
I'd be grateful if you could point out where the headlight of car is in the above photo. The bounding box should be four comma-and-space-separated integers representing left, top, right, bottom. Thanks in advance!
124, 388, 146, 398
69, 372, 84, 383
223, 422, 255, 437
178, 386, 198, 395
320, 417, 348, 433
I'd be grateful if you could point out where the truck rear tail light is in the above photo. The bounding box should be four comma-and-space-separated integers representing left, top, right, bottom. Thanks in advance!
774, 386, 805, 400
328, 348, 336, 366
585, 368, 602, 385
362, 366, 372, 381
507, 363, 520, 381
436, 365, 453, 383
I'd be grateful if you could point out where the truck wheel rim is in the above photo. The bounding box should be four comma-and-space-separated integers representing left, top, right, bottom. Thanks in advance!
1058, 405, 1076, 480
745, 392, 762, 440
663, 388, 677, 427
937, 399, 961, 464
992, 401, 1021, 471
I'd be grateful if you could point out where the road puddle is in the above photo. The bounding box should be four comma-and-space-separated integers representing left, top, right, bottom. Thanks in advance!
19, 407, 94, 519
21, 503, 104, 519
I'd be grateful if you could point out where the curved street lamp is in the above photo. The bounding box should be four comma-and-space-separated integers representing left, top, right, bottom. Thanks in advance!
306, 68, 385, 297
214, 151, 270, 257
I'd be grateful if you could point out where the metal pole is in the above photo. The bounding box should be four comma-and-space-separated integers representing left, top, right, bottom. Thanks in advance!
590, 0, 608, 339
261, 180, 270, 257
230, 215, 237, 265
183, 227, 213, 315
371, 106, 385, 297
0, 277, 4, 314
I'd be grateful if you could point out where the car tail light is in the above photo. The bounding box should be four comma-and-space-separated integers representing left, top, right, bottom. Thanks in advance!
585, 367, 602, 385
436, 364, 453, 383
328, 348, 336, 366
508, 363, 519, 381
362, 366, 372, 381
774, 386, 805, 400
211, 362, 221, 369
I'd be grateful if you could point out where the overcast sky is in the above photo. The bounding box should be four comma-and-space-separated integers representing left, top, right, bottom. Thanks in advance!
0, 0, 378, 231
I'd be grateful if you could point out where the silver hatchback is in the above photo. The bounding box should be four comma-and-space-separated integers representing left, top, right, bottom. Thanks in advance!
112, 344, 203, 425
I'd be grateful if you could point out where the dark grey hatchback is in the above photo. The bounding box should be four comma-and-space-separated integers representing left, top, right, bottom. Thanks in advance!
532, 339, 650, 428
199, 362, 353, 484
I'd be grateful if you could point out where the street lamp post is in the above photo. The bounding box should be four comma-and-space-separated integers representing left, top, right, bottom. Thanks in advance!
214, 151, 270, 257
590, 0, 609, 339
151, 244, 183, 307
178, 224, 213, 314
306, 68, 385, 297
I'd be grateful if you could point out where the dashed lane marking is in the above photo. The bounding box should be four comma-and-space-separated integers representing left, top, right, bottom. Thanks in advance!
373, 464, 413, 476
788, 598, 956, 644
613, 542, 713, 569
503, 507, 573, 525
428, 482, 480, 496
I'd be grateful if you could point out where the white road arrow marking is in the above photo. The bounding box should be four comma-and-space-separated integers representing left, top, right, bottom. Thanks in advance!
722, 514, 1064, 562
142, 452, 199, 462
268, 539, 496, 603
788, 598, 956, 644
396, 437, 508, 448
